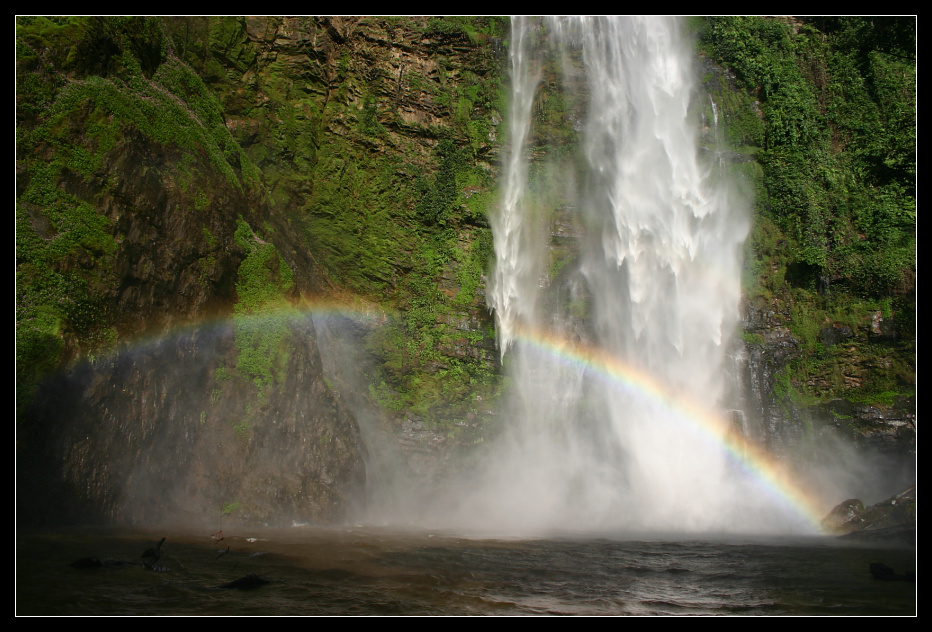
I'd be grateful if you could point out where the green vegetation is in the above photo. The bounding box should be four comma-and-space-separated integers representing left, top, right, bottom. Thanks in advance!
16, 16, 264, 413
699, 17, 915, 407
301, 142, 415, 294
702, 17, 915, 297
16, 17, 258, 393
231, 220, 298, 395
16, 15, 913, 433
16, 101, 120, 410
424, 16, 510, 44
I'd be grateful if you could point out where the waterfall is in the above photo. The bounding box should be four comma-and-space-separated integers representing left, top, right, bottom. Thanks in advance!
469, 16, 808, 535
488, 15, 542, 356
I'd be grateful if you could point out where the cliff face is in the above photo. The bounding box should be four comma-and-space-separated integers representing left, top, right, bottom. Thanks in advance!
193, 15, 506, 471
695, 17, 916, 503
16, 17, 915, 527
16, 17, 372, 526
16, 16, 506, 526
732, 297, 915, 502
19, 318, 364, 527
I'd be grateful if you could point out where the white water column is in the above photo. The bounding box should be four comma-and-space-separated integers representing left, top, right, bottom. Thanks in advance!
470, 17, 808, 535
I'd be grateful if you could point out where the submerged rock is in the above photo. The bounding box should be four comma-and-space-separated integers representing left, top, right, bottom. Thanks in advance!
869, 562, 915, 582
69, 557, 105, 569
217, 574, 272, 590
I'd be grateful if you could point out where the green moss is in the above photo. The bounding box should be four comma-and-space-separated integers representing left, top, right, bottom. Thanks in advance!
302, 144, 415, 294
698, 17, 915, 412
202, 225, 218, 248
358, 94, 385, 136
453, 231, 493, 307
231, 220, 299, 394
15, 152, 119, 402
741, 331, 766, 346
773, 287, 914, 406
232, 420, 250, 439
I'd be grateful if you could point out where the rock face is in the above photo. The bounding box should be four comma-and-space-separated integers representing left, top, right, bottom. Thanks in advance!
16, 18, 367, 527
16, 17, 916, 527
19, 319, 365, 527
733, 297, 915, 491
17, 133, 367, 525
58, 129, 247, 340
203, 16, 505, 386
822, 486, 916, 542
17, 16, 505, 527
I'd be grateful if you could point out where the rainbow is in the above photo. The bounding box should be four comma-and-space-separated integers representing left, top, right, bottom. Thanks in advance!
507, 323, 830, 532
93, 294, 393, 353
70, 295, 830, 531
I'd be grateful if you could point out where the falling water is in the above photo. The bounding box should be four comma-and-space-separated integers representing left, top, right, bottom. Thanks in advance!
468, 16, 808, 535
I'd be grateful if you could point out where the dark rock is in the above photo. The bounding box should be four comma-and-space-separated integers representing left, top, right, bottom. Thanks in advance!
819, 323, 854, 347
841, 525, 915, 546
217, 574, 272, 590
823, 486, 916, 538
70, 557, 104, 569
19, 319, 366, 527
821, 498, 865, 533
869, 562, 915, 582
141, 537, 165, 569
735, 296, 915, 484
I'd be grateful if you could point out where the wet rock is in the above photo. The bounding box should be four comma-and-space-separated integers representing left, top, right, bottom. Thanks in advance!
822, 486, 916, 537
70, 557, 105, 569
822, 498, 866, 533
869, 562, 915, 581
869, 311, 897, 344
217, 574, 273, 590
819, 323, 854, 347
20, 319, 366, 527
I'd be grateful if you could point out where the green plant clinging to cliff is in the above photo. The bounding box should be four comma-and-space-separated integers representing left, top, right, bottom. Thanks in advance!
16, 17, 273, 413
700, 16, 915, 407
231, 220, 298, 395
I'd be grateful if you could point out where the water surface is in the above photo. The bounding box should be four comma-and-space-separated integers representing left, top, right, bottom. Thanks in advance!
17, 526, 916, 615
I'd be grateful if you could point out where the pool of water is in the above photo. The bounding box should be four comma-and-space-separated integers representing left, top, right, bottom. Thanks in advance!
16, 525, 916, 616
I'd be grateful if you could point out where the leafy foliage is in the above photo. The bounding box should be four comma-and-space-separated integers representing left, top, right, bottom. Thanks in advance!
416, 140, 469, 226
701, 17, 915, 407
703, 16, 915, 297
